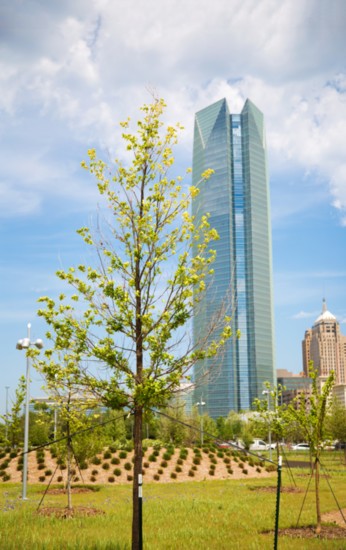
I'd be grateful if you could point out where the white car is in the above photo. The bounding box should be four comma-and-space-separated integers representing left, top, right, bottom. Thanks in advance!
292, 443, 310, 451
249, 439, 268, 451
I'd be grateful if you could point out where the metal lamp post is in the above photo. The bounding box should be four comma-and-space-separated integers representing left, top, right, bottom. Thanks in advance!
262, 390, 272, 460
16, 323, 43, 500
196, 399, 206, 445
5, 386, 9, 442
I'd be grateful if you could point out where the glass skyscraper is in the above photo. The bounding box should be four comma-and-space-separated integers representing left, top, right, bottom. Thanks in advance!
192, 98, 275, 417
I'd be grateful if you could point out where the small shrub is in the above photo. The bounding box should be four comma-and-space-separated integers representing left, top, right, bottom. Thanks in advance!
17, 456, 23, 465
74, 476, 80, 482
125, 442, 134, 452
188, 470, 195, 477
37, 463, 45, 470
162, 452, 171, 461
239, 462, 244, 469
91, 469, 98, 476
208, 453, 215, 459
103, 451, 111, 459
0, 452, 6, 459
170, 472, 177, 479
193, 457, 200, 465
148, 455, 157, 462
153, 450, 160, 457
102, 462, 110, 470
210, 458, 217, 465
80, 461, 88, 470
113, 468, 121, 477
57, 475, 63, 482
153, 474, 160, 481
158, 468, 163, 475
45, 469, 52, 476
177, 458, 183, 465
108, 476, 115, 483
39, 476, 45, 482
9, 451, 17, 459
90, 476, 97, 482
223, 457, 230, 464
119, 451, 127, 459
16, 464, 23, 471
233, 457, 239, 463
142, 446, 147, 453
248, 458, 254, 467
127, 474, 133, 481
266, 464, 276, 472
143, 461, 149, 468
37, 457, 45, 465
217, 451, 224, 458
209, 464, 215, 470
202, 447, 209, 454
108, 445, 117, 453
191, 465, 197, 471
2, 473, 11, 482
228, 468, 233, 475
256, 467, 262, 473
60, 464, 67, 470
209, 469, 215, 476
243, 468, 248, 475
160, 460, 168, 468
175, 465, 182, 473
111, 457, 120, 465
153, 443, 161, 451
0, 461, 9, 470
124, 462, 132, 471
91, 456, 101, 465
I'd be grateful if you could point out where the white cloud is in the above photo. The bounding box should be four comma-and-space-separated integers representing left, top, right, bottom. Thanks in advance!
292, 311, 316, 320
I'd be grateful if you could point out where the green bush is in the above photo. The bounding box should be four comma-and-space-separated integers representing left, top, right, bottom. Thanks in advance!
209, 469, 215, 476
124, 462, 132, 471
119, 451, 127, 459
57, 475, 63, 482
90, 475, 97, 482
2, 473, 11, 482
158, 468, 163, 475
91, 456, 101, 465
148, 454, 156, 462
160, 460, 168, 468
113, 468, 121, 476
37, 463, 45, 470
192, 457, 200, 465
103, 451, 112, 459
39, 476, 45, 482
153, 474, 160, 481
91, 469, 98, 475
170, 472, 177, 479
108, 445, 117, 453
143, 461, 149, 468
127, 474, 133, 481
243, 468, 248, 475
188, 470, 195, 477
45, 469, 52, 476
162, 452, 171, 461
108, 476, 115, 483
175, 465, 182, 473
9, 451, 17, 459
111, 457, 120, 465
102, 462, 110, 470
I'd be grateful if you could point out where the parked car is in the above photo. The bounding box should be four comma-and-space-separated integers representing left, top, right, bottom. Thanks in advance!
292, 443, 310, 451
249, 439, 268, 451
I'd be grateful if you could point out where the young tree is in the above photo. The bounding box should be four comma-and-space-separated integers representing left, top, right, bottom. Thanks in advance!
252, 383, 287, 460
37, 98, 232, 549
1, 376, 26, 449
326, 397, 346, 463
284, 364, 335, 534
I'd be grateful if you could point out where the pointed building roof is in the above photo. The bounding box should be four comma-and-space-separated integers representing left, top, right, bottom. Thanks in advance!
314, 298, 336, 324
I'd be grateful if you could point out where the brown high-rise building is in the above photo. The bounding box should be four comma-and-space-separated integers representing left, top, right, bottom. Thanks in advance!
302, 299, 346, 387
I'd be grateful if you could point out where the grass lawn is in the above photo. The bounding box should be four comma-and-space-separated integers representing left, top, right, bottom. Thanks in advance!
0, 453, 345, 550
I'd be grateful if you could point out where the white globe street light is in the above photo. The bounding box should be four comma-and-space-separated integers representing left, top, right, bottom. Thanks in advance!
16, 323, 43, 500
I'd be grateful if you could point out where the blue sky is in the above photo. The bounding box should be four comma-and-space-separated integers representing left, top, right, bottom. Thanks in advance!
1, 0, 346, 413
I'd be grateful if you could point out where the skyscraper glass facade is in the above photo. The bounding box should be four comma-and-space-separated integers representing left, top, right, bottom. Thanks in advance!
192, 98, 275, 417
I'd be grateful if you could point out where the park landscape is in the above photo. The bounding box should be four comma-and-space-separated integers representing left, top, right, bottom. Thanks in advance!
0, 441, 345, 549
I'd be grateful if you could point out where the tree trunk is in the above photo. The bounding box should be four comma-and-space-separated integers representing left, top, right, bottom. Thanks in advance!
66, 415, 72, 511
132, 405, 143, 550
314, 457, 321, 534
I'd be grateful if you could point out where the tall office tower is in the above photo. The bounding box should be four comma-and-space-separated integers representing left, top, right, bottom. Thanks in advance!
192, 98, 275, 417
302, 299, 346, 386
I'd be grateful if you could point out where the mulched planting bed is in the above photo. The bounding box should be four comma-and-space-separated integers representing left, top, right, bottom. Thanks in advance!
278, 525, 346, 539
37, 506, 105, 518
250, 485, 302, 493
44, 488, 95, 495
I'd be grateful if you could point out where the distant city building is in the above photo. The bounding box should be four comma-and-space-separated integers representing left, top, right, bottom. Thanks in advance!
302, 299, 346, 407
192, 98, 275, 418
276, 369, 312, 406
302, 299, 346, 385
